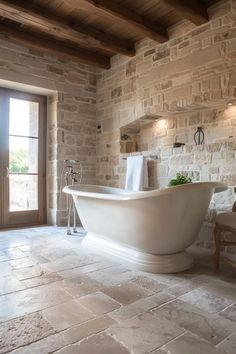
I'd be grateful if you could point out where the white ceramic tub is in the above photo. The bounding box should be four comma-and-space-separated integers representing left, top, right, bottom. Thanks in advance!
63, 182, 227, 273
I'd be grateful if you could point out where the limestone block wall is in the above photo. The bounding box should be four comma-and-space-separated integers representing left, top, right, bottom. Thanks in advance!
0, 0, 235, 256
96, 0, 236, 255
96, 0, 236, 188
0, 36, 96, 225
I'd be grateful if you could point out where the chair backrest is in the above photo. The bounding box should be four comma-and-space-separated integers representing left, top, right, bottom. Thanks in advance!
233, 201, 236, 212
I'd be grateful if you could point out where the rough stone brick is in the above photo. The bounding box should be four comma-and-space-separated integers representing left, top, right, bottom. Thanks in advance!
161, 80, 172, 90
126, 60, 136, 77
65, 72, 86, 85
153, 48, 170, 62
47, 65, 64, 75
111, 87, 122, 99
214, 28, 236, 43
144, 49, 155, 57
189, 112, 202, 126
153, 44, 223, 80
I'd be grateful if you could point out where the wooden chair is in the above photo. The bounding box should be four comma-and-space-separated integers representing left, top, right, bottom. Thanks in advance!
214, 201, 236, 269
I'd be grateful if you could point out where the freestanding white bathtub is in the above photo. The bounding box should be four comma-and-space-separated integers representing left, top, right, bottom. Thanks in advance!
63, 182, 227, 273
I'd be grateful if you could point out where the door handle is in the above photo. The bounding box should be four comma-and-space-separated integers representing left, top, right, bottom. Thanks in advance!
5, 167, 9, 178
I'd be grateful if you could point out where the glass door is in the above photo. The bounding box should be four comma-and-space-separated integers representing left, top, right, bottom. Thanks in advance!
0, 88, 46, 227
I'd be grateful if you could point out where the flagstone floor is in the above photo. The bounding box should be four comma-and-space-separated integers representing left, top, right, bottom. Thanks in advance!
0, 226, 235, 354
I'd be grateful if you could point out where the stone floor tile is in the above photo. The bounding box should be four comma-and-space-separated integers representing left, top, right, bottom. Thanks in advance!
0, 251, 8, 262
152, 299, 236, 345
180, 288, 234, 313
9, 255, 49, 269
104, 281, 154, 305
166, 279, 202, 297
0, 282, 73, 322
39, 248, 80, 263
17, 245, 35, 252
108, 311, 185, 354
78, 292, 121, 315
62, 315, 116, 345
41, 255, 98, 273
163, 331, 227, 354
220, 303, 236, 323
55, 332, 130, 354
86, 266, 136, 287
42, 299, 94, 331
0, 255, 8, 262
144, 291, 175, 307
0, 262, 12, 277
0, 241, 26, 251
13, 265, 45, 281
0, 226, 236, 354
147, 273, 187, 287
200, 280, 236, 301
193, 273, 236, 292
110, 292, 175, 322
58, 262, 112, 278
40, 256, 85, 273
2, 247, 26, 260
10, 333, 66, 354
58, 274, 107, 298
22, 272, 63, 288
131, 275, 168, 293
0, 274, 25, 295
59, 260, 117, 278
0, 312, 55, 353
217, 333, 236, 354
8, 257, 36, 270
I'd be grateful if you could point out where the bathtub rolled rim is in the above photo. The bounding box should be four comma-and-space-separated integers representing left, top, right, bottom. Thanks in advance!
63, 181, 227, 201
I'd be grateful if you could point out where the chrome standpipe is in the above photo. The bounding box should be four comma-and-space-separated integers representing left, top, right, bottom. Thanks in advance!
60, 160, 82, 236
73, 203, 77, 233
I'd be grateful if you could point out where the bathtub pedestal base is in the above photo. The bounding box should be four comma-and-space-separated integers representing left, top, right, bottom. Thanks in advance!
82, 232, 194, 274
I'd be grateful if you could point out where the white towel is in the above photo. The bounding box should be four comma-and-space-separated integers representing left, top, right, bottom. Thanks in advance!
125, 155, 148, 191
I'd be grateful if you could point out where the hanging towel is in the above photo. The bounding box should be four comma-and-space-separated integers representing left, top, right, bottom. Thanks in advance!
125, 155, 148, 191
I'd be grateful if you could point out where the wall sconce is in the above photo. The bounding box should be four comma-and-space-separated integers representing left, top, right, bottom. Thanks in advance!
194, 126, 205, 145
156, 119, 167, 129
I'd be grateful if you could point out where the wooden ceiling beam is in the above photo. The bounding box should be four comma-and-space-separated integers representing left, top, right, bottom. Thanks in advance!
0, 22, 110, 69
0, 0, 135, 56
68, 0, 169, 43
164, 0, 209, 25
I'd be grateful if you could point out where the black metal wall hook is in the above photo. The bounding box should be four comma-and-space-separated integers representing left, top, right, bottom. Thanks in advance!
194, 126, 205, 145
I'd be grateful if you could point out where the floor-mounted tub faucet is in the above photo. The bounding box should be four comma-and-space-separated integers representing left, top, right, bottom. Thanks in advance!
60, 160, 82, 235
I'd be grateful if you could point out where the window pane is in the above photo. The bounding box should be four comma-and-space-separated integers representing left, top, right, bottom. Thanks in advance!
9, 98, 39, 137
9, 137, 38, 173
9, 175, 38, 211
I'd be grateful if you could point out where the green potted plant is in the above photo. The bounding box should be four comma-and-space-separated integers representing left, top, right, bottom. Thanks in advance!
168, 172, 192, 187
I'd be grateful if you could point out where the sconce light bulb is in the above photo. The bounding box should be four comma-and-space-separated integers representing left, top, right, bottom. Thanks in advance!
227, 101, 233, 106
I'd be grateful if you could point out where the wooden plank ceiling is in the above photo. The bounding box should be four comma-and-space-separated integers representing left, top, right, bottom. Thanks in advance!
0, 0, 220, 69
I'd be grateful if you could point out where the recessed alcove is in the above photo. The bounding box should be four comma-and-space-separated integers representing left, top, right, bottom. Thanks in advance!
119, 104, 236, 193
120, 104, 236, 156
120, 114, 163, 153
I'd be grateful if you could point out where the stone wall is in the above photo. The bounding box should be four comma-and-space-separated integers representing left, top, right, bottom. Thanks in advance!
96, 0, 236, 255
0, 37, 96, 225
0, 0, 235, 255
118, 106, 236, 189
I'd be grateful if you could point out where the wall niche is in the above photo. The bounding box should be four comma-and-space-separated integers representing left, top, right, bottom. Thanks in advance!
120, 114, 163, 153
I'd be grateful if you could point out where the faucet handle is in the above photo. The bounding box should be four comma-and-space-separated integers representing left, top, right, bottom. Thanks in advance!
64, 159, 80, 164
